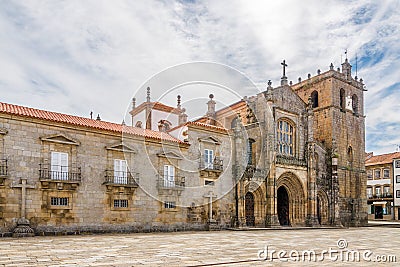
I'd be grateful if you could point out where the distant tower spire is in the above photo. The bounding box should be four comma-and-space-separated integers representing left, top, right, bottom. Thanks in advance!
146, 87, 151, 102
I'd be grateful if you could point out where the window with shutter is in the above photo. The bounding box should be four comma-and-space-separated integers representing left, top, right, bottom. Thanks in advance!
163, 165, 175, 187
51, 152, 68, 180
114, 159, 128, 184
204, 149, 214, 169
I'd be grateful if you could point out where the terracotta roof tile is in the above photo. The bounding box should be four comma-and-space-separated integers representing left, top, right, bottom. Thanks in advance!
0, 102, 184, 144
365, 152, 400, 166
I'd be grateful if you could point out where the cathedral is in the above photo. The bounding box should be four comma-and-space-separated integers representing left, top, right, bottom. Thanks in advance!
0, 59, 367, 236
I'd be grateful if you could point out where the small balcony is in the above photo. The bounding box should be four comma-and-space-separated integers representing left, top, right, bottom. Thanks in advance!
368, 193, 393, 200
39, 164, 81, 182
199, 157, 223, 172
157, 176, 185, 190
0, 159, 7, 176
104, 170, 139, 187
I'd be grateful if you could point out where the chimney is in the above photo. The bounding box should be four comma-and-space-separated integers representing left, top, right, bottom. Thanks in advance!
96, 114, 101, 121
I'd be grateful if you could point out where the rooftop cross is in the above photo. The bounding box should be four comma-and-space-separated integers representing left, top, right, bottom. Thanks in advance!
281, 60, 288, 77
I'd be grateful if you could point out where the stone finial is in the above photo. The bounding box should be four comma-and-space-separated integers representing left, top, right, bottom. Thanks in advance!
298, 77, 302, 83
132, 98, 136, 109
317, 69, 321, 75
206, 94, 216, 125
122, 120, 126, 125
289, 80, 293, 86
90, 111, 93, 119
341, 58, 352, 79
308, 73, 311, 79
355, 76, 358, 81
177, 95, 181, 110
330, 63, 334, 70
96, 114, 101, 121
146, 87, 151, 102
267, 80, 273, 90
337, 67, 340, 72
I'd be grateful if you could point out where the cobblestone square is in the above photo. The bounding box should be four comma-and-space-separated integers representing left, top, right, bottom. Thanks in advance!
0, 227, 399, 266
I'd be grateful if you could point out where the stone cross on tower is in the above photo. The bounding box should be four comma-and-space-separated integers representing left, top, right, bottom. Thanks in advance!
204, 191, 217, 223
281, 60, 288, 77
11, 178, 35, 237
280, 60, 288, 86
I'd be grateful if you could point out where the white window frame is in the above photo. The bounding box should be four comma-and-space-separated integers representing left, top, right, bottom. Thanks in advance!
114, 199, 128, 208
114, 159, 128, 184
383, 169, 390, 178
51, 197, 69, 206
366, 188, 372, 198
164, 201, 176, 209
375, 187, 381, 197
51, 152, 68, 180
163, 165, 175, 187
204, 149, 214, 169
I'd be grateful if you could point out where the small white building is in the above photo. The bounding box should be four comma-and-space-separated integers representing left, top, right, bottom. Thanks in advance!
393, 157, 400, 220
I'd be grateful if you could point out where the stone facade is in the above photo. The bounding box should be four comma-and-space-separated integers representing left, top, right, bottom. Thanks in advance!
0, 60, 367, 236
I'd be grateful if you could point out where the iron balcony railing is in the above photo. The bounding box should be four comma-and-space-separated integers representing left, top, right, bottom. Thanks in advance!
157, 175, 185, 189
0, 159, 7, 176
104, 170, 139, 187
369, 193, 393, 199
199, 157, 223, 171
39, 164, 81, 182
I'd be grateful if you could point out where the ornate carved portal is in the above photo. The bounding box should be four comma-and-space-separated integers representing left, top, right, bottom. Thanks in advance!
277, 186, 290, 226
245, 192, 255, 226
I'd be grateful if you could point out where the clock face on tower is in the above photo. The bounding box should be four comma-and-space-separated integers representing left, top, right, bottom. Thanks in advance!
345, 95, 353, 111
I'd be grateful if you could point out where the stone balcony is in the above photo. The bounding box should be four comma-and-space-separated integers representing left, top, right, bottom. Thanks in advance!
103, 170, 139, 188
39, 164, 81, 190
199, 157, 223, 179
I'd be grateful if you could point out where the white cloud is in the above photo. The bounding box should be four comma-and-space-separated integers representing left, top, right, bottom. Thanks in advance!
0, 0, 399, 154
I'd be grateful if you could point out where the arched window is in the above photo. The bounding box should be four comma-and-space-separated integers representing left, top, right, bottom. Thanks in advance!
277, 119, 295, 156
311, 91, 318, 108
352, 94, 358, 114
247, 138, 256, 165
340, 88, 345, 110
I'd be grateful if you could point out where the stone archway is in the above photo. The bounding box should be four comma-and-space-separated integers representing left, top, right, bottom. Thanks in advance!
245, 192, 255, 226
317, 190, 329, 225
277, 186, 290, 226
276, 172, 306, 226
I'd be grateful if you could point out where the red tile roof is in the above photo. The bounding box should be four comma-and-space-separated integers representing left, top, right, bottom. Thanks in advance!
0, 102, 184, 144
186, 121, 227, 132
167, 121, 228, 133
129, 101, 180, 116
365, 152, 400, 166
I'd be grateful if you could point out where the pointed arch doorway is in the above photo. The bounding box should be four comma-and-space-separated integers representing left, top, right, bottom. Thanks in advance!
277, 186, 290, 226
245, 192, 255, 226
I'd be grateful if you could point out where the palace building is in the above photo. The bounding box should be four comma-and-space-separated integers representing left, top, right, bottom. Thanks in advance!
0, 59, 367, 236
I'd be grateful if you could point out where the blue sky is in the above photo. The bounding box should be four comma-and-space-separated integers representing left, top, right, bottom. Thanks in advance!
0, 0, 399, 154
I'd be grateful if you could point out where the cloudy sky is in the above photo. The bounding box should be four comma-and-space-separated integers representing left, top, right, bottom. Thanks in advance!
0, 0, 399, 154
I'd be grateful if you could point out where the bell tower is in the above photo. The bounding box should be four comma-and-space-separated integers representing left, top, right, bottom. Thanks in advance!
292, 61, 368, 226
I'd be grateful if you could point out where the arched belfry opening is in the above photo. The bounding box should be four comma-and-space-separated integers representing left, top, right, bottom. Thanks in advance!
311, 91, 318, 108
